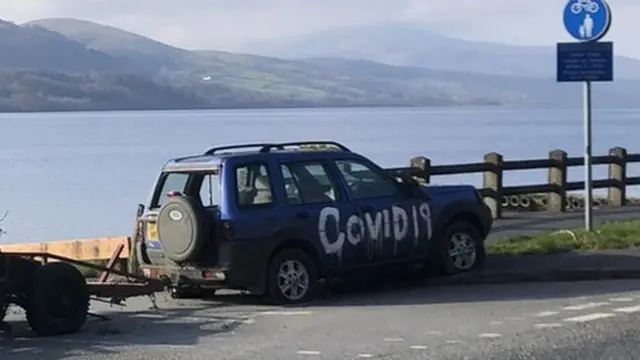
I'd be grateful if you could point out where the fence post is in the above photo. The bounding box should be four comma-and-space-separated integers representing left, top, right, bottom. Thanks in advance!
547, 149, 567, 212
607, 146, 627, 206
127, 204, 145, 276
410, 156, 431, 184
483, 152, 503, 219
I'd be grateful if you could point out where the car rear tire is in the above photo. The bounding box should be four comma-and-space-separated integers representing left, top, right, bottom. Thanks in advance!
156, 195, 210, 264
266, 249, 318, 305
25, 262, 89, 337
431, 221, 486, 275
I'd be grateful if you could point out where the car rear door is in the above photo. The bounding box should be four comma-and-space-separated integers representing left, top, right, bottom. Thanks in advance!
141, 170, 222, 267
331, 157, 429, 264
275, 159, 366, 272
142, 171, 192, 266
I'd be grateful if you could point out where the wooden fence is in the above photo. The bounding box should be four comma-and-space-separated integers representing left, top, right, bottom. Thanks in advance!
388, 146, 640, 219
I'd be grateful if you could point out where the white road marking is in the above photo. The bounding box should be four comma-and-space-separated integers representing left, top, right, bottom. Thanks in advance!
383, 337, 404, 342
505, 316, 525, 321
445, 340, 462, 344
297, 350, 321, 355
535, 311, 559, 317
534, 323, 563, 329
490, 320, 503, 325
427, 330, 443, 335
410, 345, 428, 350
563, 313, 615, 323
262, 310, 312, 316
610, 297, 634, 302
357, 354, 374, 358
562, 302, 610, 311
479, 333, 502, 339
613, 305, 640, 313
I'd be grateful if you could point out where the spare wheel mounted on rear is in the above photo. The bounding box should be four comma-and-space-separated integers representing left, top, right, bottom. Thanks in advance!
157, 195, 211, 263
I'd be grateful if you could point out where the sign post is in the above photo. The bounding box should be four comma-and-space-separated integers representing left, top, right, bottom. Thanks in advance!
558, 0, 613, 231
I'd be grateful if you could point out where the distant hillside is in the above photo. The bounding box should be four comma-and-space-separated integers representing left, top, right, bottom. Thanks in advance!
25, 18, 197, 75
0, 17, 638, 112
244, 23, 640, 79
0, 19, 134, 74
0, 69, 209, 112
18, 18, 522, 107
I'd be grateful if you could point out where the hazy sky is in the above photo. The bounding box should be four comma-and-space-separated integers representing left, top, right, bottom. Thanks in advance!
2, 0, 638, 58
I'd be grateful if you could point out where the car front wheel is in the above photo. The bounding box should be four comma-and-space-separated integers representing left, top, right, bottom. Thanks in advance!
266, 249, 318, 305
435, 221, 486, 275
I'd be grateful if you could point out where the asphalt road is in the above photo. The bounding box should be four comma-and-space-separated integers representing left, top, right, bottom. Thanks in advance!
2, 205, 640, 359
4, 279, 640, 360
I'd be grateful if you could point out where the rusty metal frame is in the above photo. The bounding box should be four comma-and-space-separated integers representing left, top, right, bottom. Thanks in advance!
0, 250, 166, 299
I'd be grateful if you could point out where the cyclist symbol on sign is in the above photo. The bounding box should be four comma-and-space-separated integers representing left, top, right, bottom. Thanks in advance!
562, 0, 610, 42
571, 0, 599, 14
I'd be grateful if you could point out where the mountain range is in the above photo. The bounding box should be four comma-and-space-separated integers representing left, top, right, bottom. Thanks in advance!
0, 18, 638, 112
243, 23, 640, 79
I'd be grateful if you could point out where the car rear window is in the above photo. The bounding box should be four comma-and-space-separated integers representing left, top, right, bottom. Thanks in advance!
154, 172, 189, 208
152, 171, 221, 209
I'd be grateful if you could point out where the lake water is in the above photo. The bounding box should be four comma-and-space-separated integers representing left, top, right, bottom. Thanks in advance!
1, 106, 639, 244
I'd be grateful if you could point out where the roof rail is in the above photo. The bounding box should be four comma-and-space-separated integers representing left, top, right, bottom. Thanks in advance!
204, 143, 280, 155
260, 141, 351, 153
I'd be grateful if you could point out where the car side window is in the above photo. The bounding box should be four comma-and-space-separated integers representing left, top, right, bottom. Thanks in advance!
199, 173, 222, 207
280, 162, 339, 205
335, 159, 399, 200
280, 165, 304, 205
235, 163, 274, 207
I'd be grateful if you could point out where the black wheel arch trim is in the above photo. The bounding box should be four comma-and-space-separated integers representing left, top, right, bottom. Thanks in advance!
432, 201, 492, 240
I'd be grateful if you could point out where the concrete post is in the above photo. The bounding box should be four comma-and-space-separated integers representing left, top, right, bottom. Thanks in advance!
547, 150, 567, 213
607, 146, 627, 206
483, 152, 503, 219
410, 156, 431, 184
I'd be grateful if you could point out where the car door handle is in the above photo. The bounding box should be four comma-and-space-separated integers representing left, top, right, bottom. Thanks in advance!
296, 211, 310, 219
361, 204, 375, 212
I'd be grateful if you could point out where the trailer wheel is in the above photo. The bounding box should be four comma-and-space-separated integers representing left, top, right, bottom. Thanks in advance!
26, 262, 89, 337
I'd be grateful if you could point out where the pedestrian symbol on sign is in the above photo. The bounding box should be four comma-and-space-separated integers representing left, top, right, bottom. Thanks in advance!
563, 0, 611, 42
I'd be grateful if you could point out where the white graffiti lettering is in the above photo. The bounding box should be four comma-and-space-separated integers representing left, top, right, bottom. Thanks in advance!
412, 205, 419, 246
318, 207, 345, 254
317, 202, 433, 255
365, 212, 383, 242
382, 209, 391, 238
346, 214, 365, 246
419, 203, 432, 240
391, 206, 409, 242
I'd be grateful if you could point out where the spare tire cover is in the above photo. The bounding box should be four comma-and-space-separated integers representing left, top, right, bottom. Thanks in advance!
156, 195, 208, 263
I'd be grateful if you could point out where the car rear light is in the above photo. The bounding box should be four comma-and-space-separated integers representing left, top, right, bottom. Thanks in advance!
167, 191, 182, 198
220, 220, 234, 241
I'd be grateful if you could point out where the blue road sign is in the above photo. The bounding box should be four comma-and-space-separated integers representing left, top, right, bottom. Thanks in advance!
557, 41, 613, 82
563, 0, 611, 42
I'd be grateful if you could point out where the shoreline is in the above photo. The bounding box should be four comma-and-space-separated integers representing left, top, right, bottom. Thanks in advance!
2, 104, 640, 116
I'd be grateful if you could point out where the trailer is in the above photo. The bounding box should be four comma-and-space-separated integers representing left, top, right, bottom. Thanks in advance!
0, 249, 166, 336
0, 208, 166, 337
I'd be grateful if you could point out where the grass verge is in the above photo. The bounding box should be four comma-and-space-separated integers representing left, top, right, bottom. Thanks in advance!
487, 219, 640, 256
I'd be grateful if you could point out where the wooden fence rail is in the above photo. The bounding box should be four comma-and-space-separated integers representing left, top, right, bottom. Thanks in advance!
389, 146, 640, 219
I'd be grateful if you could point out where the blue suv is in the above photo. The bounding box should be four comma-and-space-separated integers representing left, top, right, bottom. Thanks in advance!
136, 141, 493, 304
